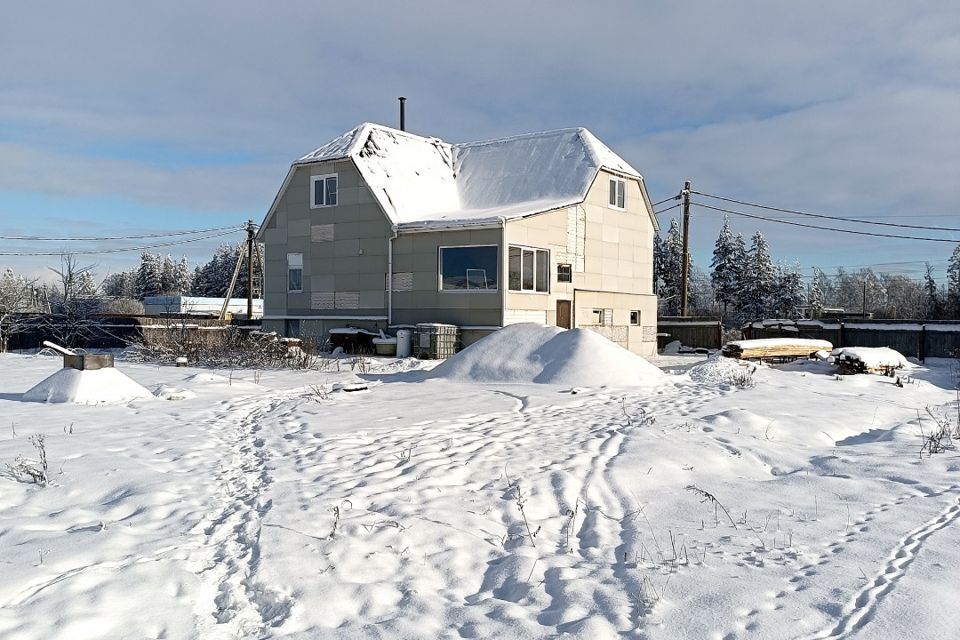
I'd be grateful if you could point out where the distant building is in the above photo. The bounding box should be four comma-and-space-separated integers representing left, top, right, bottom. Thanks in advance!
142, 296, 263, 318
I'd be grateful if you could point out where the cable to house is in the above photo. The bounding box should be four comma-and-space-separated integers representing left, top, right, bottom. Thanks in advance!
0, 228, 243, 256
0, 224, 244, 241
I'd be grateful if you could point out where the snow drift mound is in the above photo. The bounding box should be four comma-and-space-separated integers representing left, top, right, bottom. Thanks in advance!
424, 323, 664, 386
23, 367, 153, 404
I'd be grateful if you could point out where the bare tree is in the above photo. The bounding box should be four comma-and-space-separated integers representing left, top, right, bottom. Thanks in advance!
0, 268, 40, 351
44, 254, 100, 348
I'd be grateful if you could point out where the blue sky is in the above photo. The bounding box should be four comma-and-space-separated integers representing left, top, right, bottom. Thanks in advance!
1, 1, 958, 285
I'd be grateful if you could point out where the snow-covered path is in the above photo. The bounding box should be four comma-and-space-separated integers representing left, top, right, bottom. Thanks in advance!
2, 354, 960, 639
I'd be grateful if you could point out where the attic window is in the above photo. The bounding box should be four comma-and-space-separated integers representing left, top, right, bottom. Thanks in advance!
311, 174, 338, 208
608, 178, 625, 209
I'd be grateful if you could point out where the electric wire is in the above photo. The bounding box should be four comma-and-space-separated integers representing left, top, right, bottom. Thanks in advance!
692, 191, 960, 232
654, 203, 681, 215
0, 224, 244, 241
651, 195, 680, 208
692, 201, 960, 244
0, 228, 242, 256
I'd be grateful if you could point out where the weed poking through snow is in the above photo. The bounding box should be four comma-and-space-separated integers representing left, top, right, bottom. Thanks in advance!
6, 434, 49, 485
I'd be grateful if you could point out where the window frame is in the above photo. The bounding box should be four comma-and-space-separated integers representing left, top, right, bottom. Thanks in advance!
608, 178, 626, 210
507, 244, 550, 294
310, 173, 339, 208
557, 263, 572, 283
630, 310, 641, 325
287, 252, 303, 293
437, 244, 500, 293
590, 309, 605, 325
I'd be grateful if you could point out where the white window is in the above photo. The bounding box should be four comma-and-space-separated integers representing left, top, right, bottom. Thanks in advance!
630, 310, 641, 325
439, 245, 498, 291
591, 309, 605, 325
508, 246, 549, 292
311, 174, 338, 208
608, 178, 625, 209
287, 253, 303, 292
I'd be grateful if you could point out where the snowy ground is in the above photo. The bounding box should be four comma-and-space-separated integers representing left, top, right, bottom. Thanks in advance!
1, 351, 959, 639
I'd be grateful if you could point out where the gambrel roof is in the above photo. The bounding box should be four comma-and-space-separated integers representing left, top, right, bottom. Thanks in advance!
261, 122, 655, 234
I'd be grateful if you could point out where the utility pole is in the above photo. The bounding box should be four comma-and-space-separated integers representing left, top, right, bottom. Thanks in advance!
246, 219, 256, 320
680, 181, 692, 317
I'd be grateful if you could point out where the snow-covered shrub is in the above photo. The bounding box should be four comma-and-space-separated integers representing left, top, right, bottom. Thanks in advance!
689, 354, 756, 388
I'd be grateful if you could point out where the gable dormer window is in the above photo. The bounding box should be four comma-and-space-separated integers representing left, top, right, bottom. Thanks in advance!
311, 174, 338, 208
608, 178, 625, 209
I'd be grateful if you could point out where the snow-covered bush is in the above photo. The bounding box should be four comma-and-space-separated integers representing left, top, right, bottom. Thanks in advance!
689, 354, 756, 388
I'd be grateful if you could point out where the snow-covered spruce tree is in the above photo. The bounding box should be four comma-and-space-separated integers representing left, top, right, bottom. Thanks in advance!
808, 267, 827, 317
160, 255, 176, 294
656, 219, 686, 315
772, 262, 804, 319
947, 244, 960, 319
173, 257, 193, 295
740, 232, 776, 322
135, 252, 163, 299
710, 216, 740, 321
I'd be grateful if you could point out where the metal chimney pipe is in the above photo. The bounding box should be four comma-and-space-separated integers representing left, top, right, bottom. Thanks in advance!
398, 96, 406, 131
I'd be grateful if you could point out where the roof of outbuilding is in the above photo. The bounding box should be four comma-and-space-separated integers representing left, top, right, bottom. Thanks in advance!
264, 122, 651, 232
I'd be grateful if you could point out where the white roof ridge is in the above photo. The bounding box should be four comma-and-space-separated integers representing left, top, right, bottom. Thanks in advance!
454, 126, 589, 149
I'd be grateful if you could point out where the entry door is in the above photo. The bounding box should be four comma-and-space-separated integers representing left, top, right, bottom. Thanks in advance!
556, 300, 572, 329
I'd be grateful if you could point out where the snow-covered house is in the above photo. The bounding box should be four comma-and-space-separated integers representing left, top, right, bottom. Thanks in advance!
257, 123, 660, 355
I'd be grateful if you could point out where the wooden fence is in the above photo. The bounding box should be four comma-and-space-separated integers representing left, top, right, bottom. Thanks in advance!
743, 320, 960, 360
657, 317, 723, 351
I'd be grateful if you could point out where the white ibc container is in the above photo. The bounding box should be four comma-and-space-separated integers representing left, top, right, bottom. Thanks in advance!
396, 329, 413, 358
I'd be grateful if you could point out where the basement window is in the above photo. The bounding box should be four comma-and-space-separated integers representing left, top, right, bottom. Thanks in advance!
287, 253, 303, 292
508, 246, 550, 293
608, 178, 625, 209
311, 174, 338, 208
439, 245, 498, 291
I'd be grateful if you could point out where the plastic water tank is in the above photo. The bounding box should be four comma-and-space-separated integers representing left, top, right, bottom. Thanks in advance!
396, 329, 413, 358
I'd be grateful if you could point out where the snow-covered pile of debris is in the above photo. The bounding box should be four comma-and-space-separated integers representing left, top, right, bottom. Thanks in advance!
425, 323, 664, 386
689, 353, 757, 385
22, 367, 153, 404
831, 346, 912, 370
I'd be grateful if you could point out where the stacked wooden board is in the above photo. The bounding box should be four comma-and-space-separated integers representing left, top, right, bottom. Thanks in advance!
722, 338, 833, 360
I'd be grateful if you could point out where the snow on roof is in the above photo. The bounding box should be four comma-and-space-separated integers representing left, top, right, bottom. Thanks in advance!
287, 122, 645, 228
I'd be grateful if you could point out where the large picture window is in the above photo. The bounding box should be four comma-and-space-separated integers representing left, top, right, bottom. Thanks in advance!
508, 246, 549, 292
439, 245, 498, 291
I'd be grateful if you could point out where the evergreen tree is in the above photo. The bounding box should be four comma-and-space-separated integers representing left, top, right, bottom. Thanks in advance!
135, 252, 162, 299
809, 268, 827, 317
173, 257, 193, 295
947, 245, 960, 318
772, 262, 804, 319
710, 216, 739, 319
76, 270, 98, 297
740, 232, 776, 322
655, 219, 686, 315
923, 263, 943, 320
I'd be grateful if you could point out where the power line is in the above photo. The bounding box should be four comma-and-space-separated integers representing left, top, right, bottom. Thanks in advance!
654, 203, 681, 215
0, 224, 244, 241
651, 195, 680, 208
693, 191, 960, 232
0, 228, 242, 256
693, 201, 960, 244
